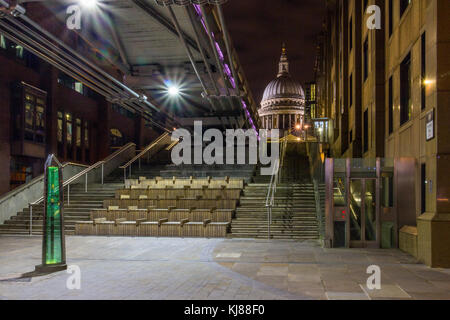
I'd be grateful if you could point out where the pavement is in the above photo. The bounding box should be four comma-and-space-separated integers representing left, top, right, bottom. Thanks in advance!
0, 236, 449, 300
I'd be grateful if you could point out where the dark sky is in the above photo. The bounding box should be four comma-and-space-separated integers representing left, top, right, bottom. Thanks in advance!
223, 0, 326, 103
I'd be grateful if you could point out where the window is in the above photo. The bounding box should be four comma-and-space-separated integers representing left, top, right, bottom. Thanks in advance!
389, 0, 393, 37
57, 72, 97, 98
400, 0, 411, 17
110, 128, 125, 147
364, 109, 369, 153
74, 82, 84, 95
22, 91, 46, 144
84, 121, 90, 162
76, 118, 82, 161
0, 34, 6, 50
66, 113, 73, 159
363, 37, 369, 81
382, 175, 394, 207
388, 76, 393, 134
349, 73, 353, 107
421, 33, 426, 110
57, 111, 63, 157
400, 53, 412, 125
349, 18, 353, 51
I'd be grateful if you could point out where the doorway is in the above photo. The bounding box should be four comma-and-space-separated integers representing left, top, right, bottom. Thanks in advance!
349, 179, 377, 247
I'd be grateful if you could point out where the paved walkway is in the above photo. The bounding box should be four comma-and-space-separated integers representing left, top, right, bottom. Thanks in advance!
0, 236, 449, 300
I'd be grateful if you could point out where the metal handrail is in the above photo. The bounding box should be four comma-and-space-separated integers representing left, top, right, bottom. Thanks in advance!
27, 142, 136, 235
119, 132, 174, 183
0, 162, 88, 206
119, 133, 169, 170
265, 135, 288, 239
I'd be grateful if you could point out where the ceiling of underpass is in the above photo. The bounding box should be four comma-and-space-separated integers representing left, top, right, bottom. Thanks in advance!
38, 0, 248, 124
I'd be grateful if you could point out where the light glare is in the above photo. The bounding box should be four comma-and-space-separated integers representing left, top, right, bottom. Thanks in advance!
80, 0, 98, 8
168, 86, 180, 96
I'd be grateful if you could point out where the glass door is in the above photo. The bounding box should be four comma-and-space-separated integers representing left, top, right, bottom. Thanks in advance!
349, 179, 377, 247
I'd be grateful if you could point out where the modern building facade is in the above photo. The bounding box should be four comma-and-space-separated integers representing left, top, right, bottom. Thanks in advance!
0, 32, 162, 197
315, 0, 450, 267
259, 45, 305, 134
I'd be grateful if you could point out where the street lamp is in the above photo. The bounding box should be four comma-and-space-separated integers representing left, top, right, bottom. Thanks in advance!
80, 0, 98, 8
168, 85, 180, 96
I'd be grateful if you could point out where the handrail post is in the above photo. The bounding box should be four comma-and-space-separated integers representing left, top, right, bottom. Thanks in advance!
123, 168, 126, 185
129, 165, 131, 178
29, 204, 32, 236
85, 173, 88, 192
101, 163, 104, 185
67, 184, 70, 205
139, 157, 141, 170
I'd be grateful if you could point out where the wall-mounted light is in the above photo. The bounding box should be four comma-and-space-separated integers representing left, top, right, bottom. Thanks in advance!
423, 79, 434, 86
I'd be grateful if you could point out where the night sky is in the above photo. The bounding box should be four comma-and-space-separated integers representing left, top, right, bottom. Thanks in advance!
224, 0, 326, 103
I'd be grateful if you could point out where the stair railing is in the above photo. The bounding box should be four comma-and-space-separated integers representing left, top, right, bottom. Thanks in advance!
265, 135, 287, 239
119, 132, 174, 184
27, 142, 136, 235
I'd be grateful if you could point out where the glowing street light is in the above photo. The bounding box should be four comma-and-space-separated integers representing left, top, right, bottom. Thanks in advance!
168, 85, 180, 96
79, 0, 98, 8
295, 124, 301, 130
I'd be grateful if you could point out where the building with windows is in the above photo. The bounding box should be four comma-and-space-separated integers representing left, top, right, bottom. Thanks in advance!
0, 8, 164, 197
315, 0, 450, 267
304, 81, 317, 120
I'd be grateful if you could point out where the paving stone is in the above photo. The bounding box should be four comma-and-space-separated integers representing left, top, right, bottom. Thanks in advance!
0, 236, 449, 300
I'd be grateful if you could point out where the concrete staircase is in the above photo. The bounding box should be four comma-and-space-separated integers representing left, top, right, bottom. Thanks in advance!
231, 180, 319, 240
0, 183, 122, 235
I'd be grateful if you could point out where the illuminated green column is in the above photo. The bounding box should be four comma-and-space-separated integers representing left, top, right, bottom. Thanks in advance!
35, 155, 67, 273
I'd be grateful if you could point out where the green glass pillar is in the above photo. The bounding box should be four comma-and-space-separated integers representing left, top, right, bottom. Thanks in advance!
35, 155, 67, 273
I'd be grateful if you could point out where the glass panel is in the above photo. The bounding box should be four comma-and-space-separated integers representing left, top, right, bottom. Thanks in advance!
74, 82, 83, 94
84, 121, 89, 148
333, 176, 346, 206
76, 119, 81, 147
35, 106, 45, 130
365, 180, 377, 241
57, 112, 63, 143
66, 113, 72, 144
15, 45, 24, 59
25, 103, 34, 129
0, 34, 6, 49
44, 167, 63, 265
382, 175, 393, 208
350, 179, 362, 241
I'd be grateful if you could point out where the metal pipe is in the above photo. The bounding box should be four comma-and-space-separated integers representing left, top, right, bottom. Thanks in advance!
18, 14, 152, 108
186, 6, 228, 126
67, 184, 70, 205
0, 21, 164, 130
4, 16, 127, 98
29, 204, 32, 236
101, 163, 104, 185
185, 6, 220, 97
166, 6, 209, 96
216, 5, 240, 96
16, 14, 165, 118
0, 23, 113, 99
85, 173, 88, 193
199, 5, 230, 97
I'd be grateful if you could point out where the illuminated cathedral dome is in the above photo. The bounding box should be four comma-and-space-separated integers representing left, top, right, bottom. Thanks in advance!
259, 44, 305, 131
